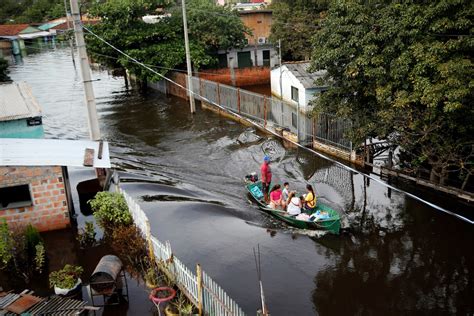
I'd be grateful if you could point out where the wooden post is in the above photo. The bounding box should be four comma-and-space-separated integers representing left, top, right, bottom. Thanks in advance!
237, 88, 241, 113
196, 264, 203, 316
217, 82, 221, 106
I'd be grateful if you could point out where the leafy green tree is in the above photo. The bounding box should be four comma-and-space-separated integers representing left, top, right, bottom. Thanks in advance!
311, 1, 474, 186
269, 0, 329, 61
86, 0, 248, 83
0, 58, 10, 82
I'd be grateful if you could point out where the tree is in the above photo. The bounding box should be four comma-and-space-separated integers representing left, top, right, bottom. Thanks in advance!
310, 1, 473, 186
0, 0, 67, 24
269, 0, 329, 61
86, 0, 249, 83
0, 58, 10, 82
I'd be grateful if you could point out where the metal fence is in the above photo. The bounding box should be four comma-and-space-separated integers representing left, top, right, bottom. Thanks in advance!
120, 188, 246, 316
191, 76, 352, 151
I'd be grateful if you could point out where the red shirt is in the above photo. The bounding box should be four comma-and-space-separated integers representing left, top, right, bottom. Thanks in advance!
260, 162, 272, 184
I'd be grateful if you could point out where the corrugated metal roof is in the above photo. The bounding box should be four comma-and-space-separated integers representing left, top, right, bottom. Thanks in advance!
0, 82, 42, 122
38, 20, 66, 31
284, 62, 327, 89
0, 138, 111, 168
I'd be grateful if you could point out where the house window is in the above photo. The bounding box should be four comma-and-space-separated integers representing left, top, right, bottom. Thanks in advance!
0, 184, 33, 210
291, 86, 299, 103
291, 112, 297, 128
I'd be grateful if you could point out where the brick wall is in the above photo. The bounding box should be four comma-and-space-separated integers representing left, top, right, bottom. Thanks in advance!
0, 166, 70, 232
199, 67, 270, 87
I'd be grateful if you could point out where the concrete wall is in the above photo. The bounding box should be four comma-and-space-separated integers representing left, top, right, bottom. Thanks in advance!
0, 118, 44, 138
0, 166, 70, 232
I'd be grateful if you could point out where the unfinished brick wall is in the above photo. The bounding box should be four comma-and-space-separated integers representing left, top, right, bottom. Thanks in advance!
199, 67, 270, 87
0, 166, 70, 232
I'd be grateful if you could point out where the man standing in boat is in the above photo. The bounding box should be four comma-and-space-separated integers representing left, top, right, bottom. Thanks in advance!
261, 156, 272, 203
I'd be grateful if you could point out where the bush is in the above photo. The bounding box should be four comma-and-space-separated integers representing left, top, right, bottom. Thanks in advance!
0, 221, 46, 282
89, 192, 132, 230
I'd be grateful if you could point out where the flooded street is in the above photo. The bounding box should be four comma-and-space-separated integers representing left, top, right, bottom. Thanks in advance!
7, 48, 474, 315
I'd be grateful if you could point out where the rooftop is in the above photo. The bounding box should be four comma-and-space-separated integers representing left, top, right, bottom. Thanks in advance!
0, 138, 111, 168
283, 61, 327, 89
0, 82, 42, 122
0, 24, 29, 37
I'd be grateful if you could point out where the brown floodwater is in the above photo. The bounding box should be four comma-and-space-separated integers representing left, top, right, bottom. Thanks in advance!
5, 46, 474, 315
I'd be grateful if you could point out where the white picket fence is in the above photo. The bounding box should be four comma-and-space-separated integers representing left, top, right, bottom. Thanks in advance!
120, 188, 246, 316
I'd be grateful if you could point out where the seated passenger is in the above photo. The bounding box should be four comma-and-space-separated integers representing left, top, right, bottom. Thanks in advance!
282, 182, 290, 203
303, 184, 317, 210
286, 191, 301, 216
269, 184, 285, 209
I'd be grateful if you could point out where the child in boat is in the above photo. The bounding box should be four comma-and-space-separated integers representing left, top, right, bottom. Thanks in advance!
269, 184, 285, 209
282, 182, 290, 203
286, 191, 302, 215
303, 184, 317, 210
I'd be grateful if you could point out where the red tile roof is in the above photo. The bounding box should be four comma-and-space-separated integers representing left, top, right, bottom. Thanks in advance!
0, 24, 30, 36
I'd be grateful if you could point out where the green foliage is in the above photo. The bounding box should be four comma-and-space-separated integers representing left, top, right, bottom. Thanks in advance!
0, 220, 13, 270
49, 264, 83, 289
269, 0, 329, 60
89, 192, 132, 229
86, 0, 249, 82
34, 243, 45, 273
25, 224, 42, 257
0, 221, 47, 282
76, 221, 97, 248
311, 1, 474, 181
0, 0, 64, 23
0, 58, 10, 83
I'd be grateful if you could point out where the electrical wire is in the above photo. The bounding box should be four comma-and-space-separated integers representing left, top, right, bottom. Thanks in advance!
81, 23, 474, 225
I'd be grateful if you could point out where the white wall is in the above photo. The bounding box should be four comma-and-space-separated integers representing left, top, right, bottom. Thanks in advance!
271, 66, 325, 109
225, 45, 278, 68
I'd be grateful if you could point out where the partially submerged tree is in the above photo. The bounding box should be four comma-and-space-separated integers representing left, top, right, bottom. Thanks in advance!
311, 1, 473, 186
86, 0, 248, 83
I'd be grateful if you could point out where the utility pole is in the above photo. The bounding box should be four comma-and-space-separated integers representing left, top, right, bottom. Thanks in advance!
181, 0, 196, 113
63, 0, 76, 68
70, 0, 101, 140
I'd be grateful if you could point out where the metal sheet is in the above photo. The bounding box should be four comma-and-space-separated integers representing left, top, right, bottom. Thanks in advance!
0, 138, 111, 168
0, 82, 42, 122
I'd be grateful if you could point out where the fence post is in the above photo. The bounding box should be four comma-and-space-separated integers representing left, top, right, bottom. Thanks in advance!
217, 82, 221, 107
197, 264, 203, 316
199, 77, 203, 101
146, 220, 154, 261
263, 96, 267, 128
237, 88, 241, 113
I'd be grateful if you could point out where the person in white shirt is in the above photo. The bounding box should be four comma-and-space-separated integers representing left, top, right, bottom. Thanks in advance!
286, 191, 302, 216
282, 182, 290, 203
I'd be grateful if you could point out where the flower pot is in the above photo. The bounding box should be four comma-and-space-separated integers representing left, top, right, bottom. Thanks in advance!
54, 278, 82, 296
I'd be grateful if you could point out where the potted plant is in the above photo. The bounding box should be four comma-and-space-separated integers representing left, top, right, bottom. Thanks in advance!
49, 264, 83, 295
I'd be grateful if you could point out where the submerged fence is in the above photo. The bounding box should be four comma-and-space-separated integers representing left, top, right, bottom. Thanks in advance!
120, 188, 246, 316
190, 76, 352, 151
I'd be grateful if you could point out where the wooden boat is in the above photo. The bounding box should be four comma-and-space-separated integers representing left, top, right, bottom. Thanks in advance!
245, 180, 341, 234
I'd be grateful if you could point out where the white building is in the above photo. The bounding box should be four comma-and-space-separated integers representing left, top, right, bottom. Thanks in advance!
271, 61, 328, 110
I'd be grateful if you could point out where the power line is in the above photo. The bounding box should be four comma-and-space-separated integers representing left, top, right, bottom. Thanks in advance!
81, 23, 473, 225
